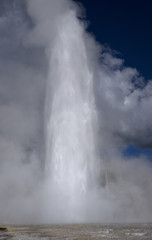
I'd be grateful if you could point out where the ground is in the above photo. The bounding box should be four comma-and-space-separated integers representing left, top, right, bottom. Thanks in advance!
0, 223, 152, 239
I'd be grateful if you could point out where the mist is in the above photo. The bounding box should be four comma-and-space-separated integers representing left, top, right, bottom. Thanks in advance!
0, 0, 152, 224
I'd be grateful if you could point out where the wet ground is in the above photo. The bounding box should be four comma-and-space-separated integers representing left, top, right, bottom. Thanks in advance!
0, 223, 152, 239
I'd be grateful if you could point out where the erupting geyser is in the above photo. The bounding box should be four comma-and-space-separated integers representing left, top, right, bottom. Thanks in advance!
45, 9, 100, 221
0, 0, 152, 225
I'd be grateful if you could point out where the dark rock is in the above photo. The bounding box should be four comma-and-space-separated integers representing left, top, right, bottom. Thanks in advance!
0, 227, 7, 232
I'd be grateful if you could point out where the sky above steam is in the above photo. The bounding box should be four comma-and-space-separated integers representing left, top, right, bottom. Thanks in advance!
80, 0, 152, 160
79, 0, 152, 80
0, 0, 152, 223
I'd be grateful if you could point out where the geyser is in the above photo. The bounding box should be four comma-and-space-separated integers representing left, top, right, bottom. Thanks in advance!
40, 0, 152, 223
0, 0, 152, 224
45, 9, 100, 222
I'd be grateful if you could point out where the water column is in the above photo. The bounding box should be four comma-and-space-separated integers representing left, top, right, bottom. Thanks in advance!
45, 10, 98, 221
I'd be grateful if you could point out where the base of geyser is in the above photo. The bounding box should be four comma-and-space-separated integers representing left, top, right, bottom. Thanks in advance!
39, 172, 152, 224
1, 224, 152, 239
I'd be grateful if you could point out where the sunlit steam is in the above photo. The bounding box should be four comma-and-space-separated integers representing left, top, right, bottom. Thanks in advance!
44, 9, 100, 222
0, 0, 152, 224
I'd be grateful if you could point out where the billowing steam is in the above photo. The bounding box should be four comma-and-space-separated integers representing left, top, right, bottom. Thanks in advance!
0, 0, 152, 224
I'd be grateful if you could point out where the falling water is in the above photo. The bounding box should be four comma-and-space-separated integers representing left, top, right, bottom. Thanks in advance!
45, 10, 99, 221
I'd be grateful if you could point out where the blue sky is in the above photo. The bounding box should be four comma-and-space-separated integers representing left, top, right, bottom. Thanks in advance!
79, 0, 152, 80
78, 0, 152, 161
123, 144, 152, 161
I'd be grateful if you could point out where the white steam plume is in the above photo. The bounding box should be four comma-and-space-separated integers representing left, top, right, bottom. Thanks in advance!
0, 0, 152, 223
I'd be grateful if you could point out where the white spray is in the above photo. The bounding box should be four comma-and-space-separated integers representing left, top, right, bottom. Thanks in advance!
45, 9, 100, 222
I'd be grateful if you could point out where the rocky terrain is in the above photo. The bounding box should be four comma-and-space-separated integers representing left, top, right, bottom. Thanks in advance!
0, 223, 152, 239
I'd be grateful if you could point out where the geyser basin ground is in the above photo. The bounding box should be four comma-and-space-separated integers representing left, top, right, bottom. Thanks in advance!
1, 224, 152, 239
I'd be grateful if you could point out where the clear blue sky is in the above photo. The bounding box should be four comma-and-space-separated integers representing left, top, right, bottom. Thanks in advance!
78, 0, 152, 80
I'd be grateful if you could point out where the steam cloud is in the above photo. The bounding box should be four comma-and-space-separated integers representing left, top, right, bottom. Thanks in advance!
0, 0, 152, 223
